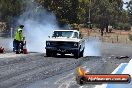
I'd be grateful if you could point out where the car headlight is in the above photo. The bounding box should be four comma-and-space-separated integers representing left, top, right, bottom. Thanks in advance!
46, 41, 50, 46
74, 43, 78, 47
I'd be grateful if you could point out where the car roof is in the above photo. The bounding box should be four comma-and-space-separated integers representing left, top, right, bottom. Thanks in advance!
53, 30, 79, 32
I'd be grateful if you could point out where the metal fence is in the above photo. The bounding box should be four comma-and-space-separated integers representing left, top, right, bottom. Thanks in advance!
82, 29, 132, 44
0, 29, 14, 52
0, 28, 14, 38
86, 34, 132, 44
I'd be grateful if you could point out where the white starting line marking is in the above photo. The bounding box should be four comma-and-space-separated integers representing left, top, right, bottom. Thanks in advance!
112, 63, 128, 74
94, 63, 128, 88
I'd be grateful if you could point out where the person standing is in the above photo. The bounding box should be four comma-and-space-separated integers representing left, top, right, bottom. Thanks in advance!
15, 25, 24, 54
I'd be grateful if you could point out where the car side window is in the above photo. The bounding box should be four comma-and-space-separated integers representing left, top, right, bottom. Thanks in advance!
73, 32, 79, 38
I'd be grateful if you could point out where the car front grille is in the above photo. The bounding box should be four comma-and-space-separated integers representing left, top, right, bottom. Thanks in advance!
50, 41, 78, 48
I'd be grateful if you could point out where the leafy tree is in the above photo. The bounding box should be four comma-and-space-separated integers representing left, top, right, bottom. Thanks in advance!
0, 0, 131, 31
0, 0, 22, 21
36, 0, 79, 24
126, 0, 132, 25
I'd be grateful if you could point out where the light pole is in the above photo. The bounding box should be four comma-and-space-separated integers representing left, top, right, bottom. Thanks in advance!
88, 0, 91, 23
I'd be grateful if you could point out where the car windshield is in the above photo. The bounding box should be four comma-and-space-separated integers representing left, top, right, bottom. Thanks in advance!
52, 31, 73, 38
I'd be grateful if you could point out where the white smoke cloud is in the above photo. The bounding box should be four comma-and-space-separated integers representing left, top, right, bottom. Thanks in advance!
15, 0, 102, 55
17, 0, 59, 53
84, 37, 101, 56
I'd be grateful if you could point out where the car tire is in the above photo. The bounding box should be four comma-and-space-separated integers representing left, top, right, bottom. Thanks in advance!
74, 50, 80, 59
80, 49, 84, 57
46, 49, 51, 57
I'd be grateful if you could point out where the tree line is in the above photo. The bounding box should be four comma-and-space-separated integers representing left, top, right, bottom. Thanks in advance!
0, 0, 131, 31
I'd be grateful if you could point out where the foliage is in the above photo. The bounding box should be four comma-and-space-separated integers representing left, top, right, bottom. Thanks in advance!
0, 0, 22, 21
36, 0, 79, 24
126, 0, 132, 25
117, 23, 131, 31
0, 0, 131, 29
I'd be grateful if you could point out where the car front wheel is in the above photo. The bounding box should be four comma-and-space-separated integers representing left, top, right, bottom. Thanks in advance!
74, 50, 80, 59
46, 49, 52, 57
80, 49, 84, 57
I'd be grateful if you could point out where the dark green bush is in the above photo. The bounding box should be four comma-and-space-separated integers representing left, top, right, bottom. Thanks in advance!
117, 23, 131, 31
124, 23, 131, 31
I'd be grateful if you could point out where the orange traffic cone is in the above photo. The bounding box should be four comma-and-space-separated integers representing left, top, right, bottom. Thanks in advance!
23, 41, 28, 54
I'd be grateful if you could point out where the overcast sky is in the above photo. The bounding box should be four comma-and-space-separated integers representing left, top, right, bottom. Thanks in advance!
123, 0, 130, 9
123, 0, 130, 2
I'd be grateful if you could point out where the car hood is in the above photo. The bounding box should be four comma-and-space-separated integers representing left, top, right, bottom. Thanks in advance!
46, 37, 80, 42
